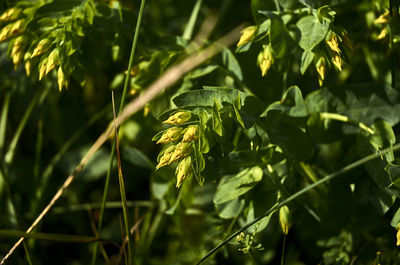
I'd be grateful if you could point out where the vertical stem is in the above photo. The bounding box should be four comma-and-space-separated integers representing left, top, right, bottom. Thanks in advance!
183, 0, 203, 40
389, 0, 396, 88
0, 92, 11, 155
91, 0, 146, 264
274, 0, 281, 12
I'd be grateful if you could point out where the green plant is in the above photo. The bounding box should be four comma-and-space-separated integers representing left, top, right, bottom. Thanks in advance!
1, 0, 400, 264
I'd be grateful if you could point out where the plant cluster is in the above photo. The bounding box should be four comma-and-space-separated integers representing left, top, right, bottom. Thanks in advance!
0, 0, 400, 264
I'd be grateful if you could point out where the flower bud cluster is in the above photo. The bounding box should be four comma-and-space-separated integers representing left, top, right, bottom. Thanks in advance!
154, 111, 199, 188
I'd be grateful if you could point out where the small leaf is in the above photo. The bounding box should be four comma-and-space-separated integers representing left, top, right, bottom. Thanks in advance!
259, 11, 287, 58
300, 50, 315, 74
296, 15, 329, 51
214, 167, 263, 204
212, 99, 223, 136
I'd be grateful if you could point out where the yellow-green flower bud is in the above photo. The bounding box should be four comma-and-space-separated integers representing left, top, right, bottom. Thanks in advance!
316, 57, 325, 86
45, 49, 59, 75
257, 45, 274, 76
57, 67, 68, 92
31, 39, 51, 58
332, 53, 342, 71
163, 111, 192, 125
396, 224, 400, 246
156, 145, 176, 169
10, 19, 24, 35
24, 52, 32, 76
156, 127, 182, 144
374, 11, 390, 24
0, 7, 21, 21
11, 36, 25, 66
169, 142, 192, 164
279, 205, 292, 235
0, 24, 12, 42
175, 156, 192, 188
237, 25, 257, 47
181, 125, 198, 142
38, 58, 48, 81
326, 33, 341, 54
377, 28, 387, 40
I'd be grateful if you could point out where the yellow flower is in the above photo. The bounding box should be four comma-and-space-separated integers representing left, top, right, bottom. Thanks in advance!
316, 57, 325, 86
181, 125, 198, 142
377, 28, 387, 40
237, 25, 257, 47
11, 36, 25, 66
169, 142, 192, 164
31, 39, 51, 58
38, 58, 48, 81
163, 111, 192, 125
156, 127, 182, 144
257, 45, 274, 76
156, 145, 176, 169
397, 224, 400, 246
45, 49, 59, 75
24, 52, 32, 76
279, 205, 292, 235
374, 10, 390, 24
10, 19, 24, 35
175, 156, 192, 188
332, 53, 342, 71
326, 33, 341, 54
0, 8, 21, 21
57, 67, 68, 92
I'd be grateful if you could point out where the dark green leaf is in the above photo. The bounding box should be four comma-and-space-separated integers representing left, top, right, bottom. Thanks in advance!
296, 15, 329, 51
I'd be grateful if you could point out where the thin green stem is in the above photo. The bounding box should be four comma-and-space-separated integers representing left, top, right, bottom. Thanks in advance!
320, 112, 375, 135
281, 234, 286, 265
5, 87, 48, 165
91, 1, 146, 263
0, 92, 11, 155
274, 0, 281, 12
112, 91, 133, 264
196, 143, 400, 265
30, 105, 110, 216
183, 0, 203, 40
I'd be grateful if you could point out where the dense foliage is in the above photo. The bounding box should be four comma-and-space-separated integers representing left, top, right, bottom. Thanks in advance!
1, 0, 400, 264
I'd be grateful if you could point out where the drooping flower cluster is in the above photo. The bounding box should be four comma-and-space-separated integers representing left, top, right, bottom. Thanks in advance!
154, 111, 199, 188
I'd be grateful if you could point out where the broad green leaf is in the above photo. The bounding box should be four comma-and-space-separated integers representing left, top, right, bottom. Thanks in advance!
212, 99, 223, 136
36, 1, 81, 15
391, 206, 400, 228
185, 65, 218, 79
306, 84, 400, 130
214, 167, 263, 204
173, 88, 248, 107
221, 48, 243, 80
357, 133, 400, 198
266, 110, 313, 160
296, 15, 329, 51
122, 146, 155, 170
259, 11, 287, 58
84, 0, 95, 25
215, 198, 244, 219
263, 86, 308, 118
300, 50, 315, 74
307, 112, 343, 143
245, 201, 275, 233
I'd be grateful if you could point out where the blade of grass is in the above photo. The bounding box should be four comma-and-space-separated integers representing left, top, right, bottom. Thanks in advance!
112, 91, 133, 264
52, 201, 153, 214
30, 104, 110, 216
0, 230, 102, 243
91, 0, 146, 263
196, 143, 400, 265
0, 25, 243, 265
4, 87, 49, 165
0, 91, 11, 155
87, 209, 110, 263
183, 0, 203, 40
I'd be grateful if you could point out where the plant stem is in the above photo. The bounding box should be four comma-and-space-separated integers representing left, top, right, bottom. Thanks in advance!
183, 0, 203, 40
91, 1, 146, 264
196, 143, 400, 265
320, 112, 374, 135
0, 92, 11, 155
